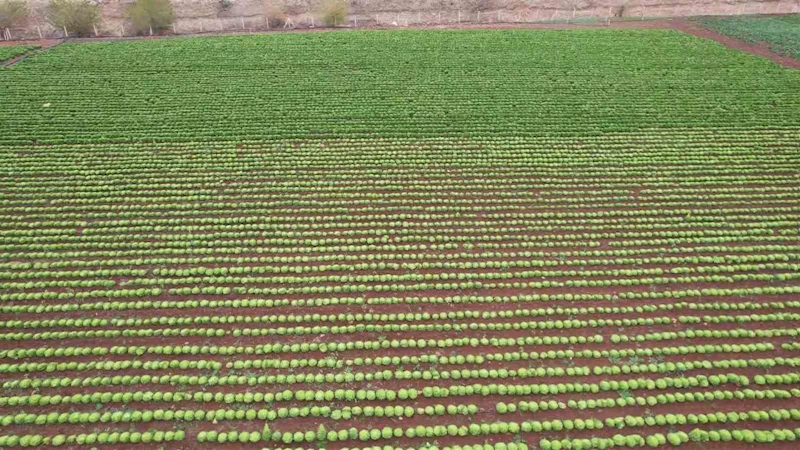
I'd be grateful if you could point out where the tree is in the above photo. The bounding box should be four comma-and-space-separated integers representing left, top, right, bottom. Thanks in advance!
318, 0, 347, 26
0, 0, 27, 30
128, 0, 173, 35
46, 0, 100, 36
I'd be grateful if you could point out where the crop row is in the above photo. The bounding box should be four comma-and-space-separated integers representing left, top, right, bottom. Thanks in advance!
4, 307, 798, 329
3, 355, 795, 378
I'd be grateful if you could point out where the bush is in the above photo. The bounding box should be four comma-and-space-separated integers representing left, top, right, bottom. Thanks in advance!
318, 0, 346, 26
0, 0, 27, 29
45, 0, 100, 37
128, 0, 173, 34
262, 1, 286, 28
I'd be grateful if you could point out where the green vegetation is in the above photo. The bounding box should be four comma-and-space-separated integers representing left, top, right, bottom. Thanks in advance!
319, 0, 347, 26
2, 29, 798, 144
127, 0, 174, 35
0, 29, 798, 449
0, 0, 27, 29
0, 44, 36, 62
696, 14, 800, 59
45, 0, 100, 37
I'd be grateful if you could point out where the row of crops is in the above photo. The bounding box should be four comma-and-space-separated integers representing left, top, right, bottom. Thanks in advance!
0, 28, 799, 449
0, 45, 38, 63
2, 30, 800, 144
696, 14, 800, 60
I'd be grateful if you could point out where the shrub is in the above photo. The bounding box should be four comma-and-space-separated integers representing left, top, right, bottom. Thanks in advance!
128, 0, 173, 35
45, 0, 100, 37
0, 0, 27, 29
318, 0, 345, 26
262, 0, 286, 27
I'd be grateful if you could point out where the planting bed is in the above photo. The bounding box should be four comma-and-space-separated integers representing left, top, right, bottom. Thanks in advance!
0, 29, 799, 449
695, 14, 800, 60
0, 45, 38, 63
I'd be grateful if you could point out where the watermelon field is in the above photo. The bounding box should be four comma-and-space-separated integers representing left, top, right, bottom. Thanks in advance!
0, 28, 799, 449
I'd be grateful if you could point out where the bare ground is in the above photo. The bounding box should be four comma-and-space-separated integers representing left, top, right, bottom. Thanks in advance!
1, 39, 61, 67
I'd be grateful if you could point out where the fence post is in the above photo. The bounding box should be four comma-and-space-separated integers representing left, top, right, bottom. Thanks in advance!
94, 25, 98, 36
173, 22, 177, 34
64, 25, 68, 38
149, 25, 153, 35
120, 24, 124, 37
37, 26, 43, 39
241, 17, 245, 30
